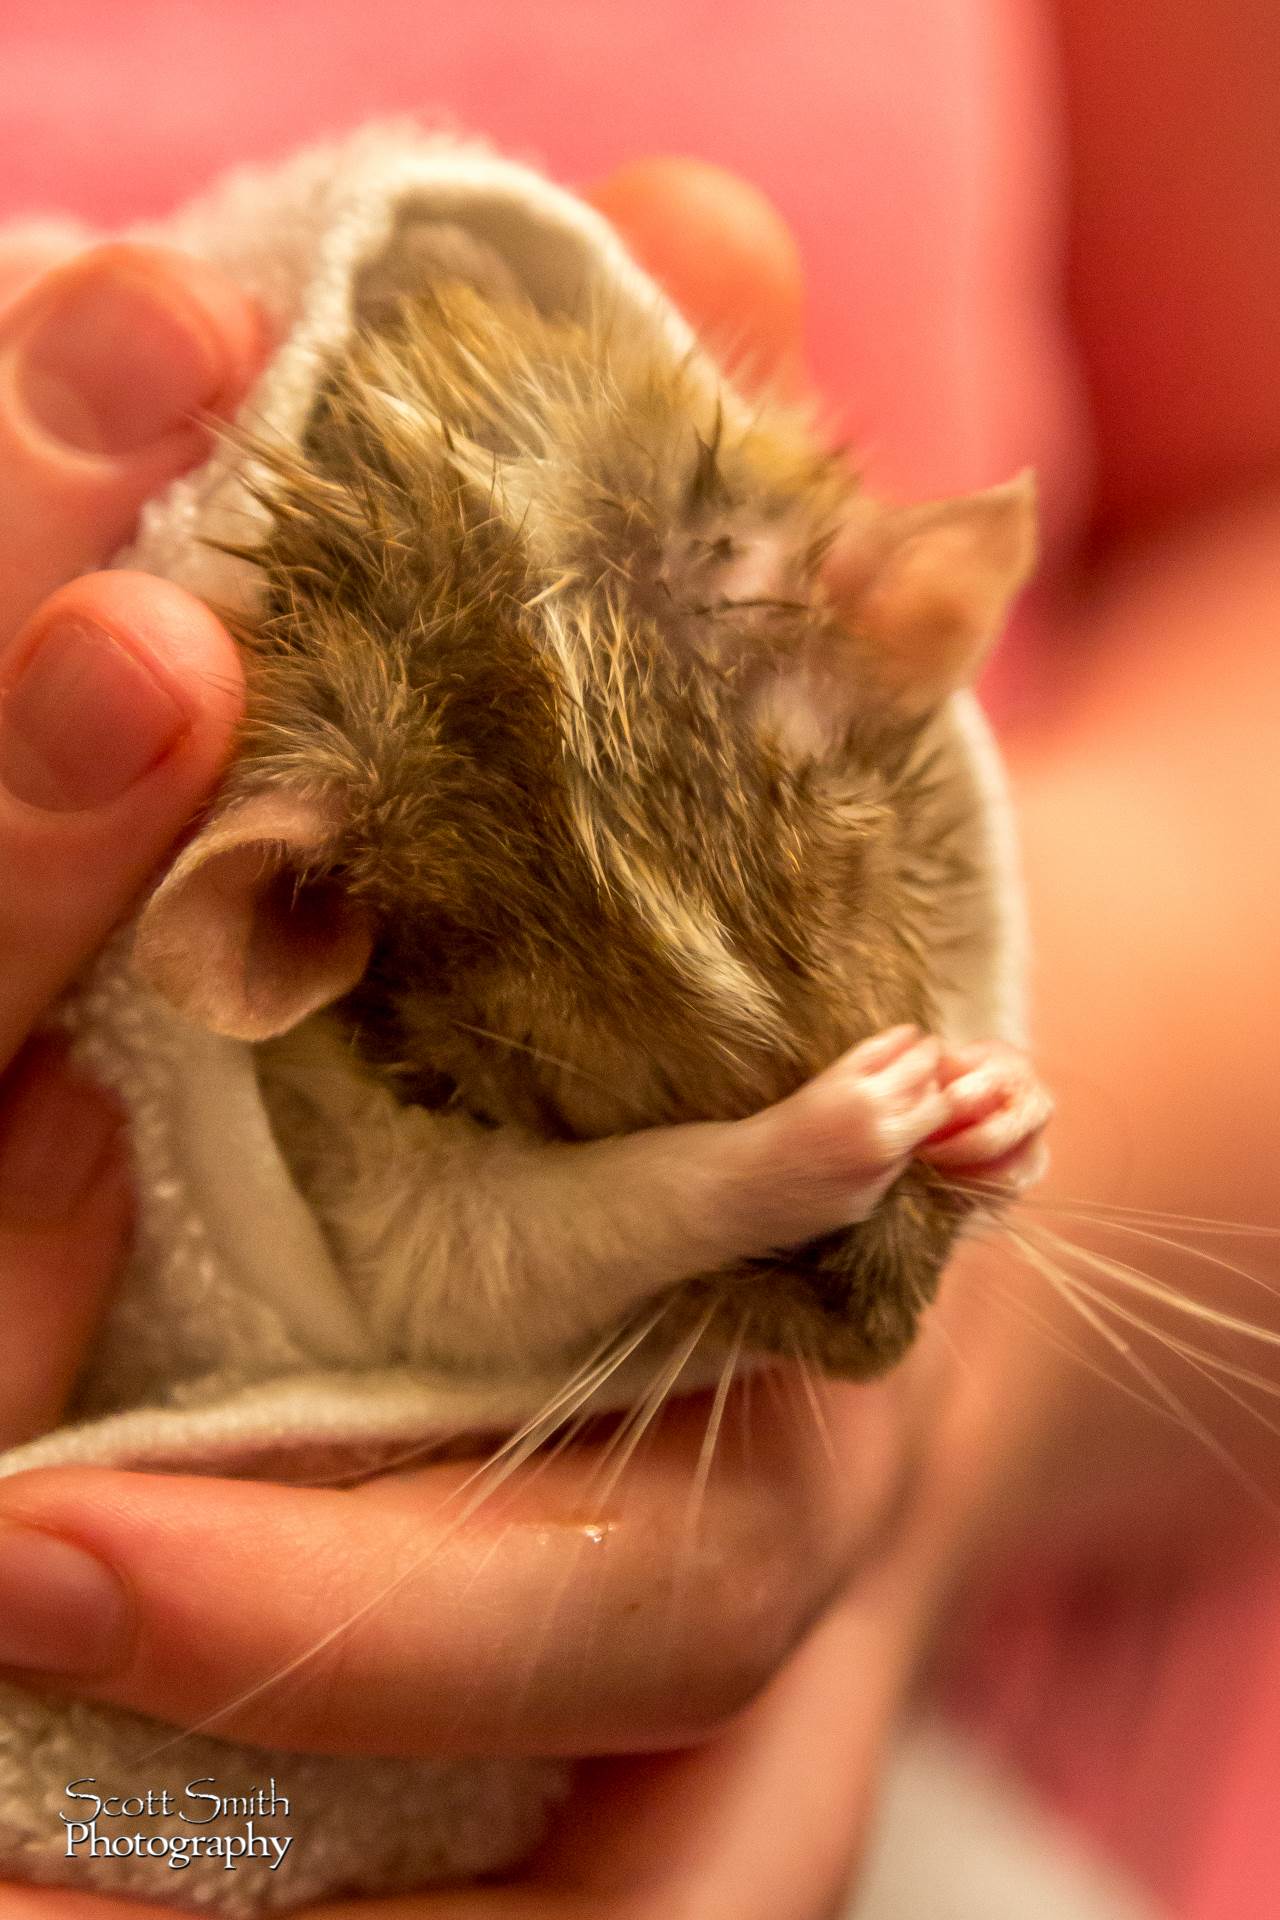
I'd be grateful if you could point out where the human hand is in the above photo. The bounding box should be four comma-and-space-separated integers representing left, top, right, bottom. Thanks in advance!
0, 234, 259, 1443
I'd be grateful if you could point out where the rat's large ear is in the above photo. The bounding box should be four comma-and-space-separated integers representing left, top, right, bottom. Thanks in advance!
827, 473, 1037, 710
133, 795, 374, 1042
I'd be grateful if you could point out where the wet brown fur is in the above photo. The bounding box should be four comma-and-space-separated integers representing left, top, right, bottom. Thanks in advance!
220, 276, 979, 1376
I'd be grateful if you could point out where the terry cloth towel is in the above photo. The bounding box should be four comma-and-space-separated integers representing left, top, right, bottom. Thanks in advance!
0, 124, 1029, 1913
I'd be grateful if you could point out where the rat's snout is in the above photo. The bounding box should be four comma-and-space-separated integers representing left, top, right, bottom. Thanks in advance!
729, 1167, 968, 1379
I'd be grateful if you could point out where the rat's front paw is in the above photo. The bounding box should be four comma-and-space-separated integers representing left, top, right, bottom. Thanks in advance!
918, 1040, 1052, 1195
732, 1024, 953, 1249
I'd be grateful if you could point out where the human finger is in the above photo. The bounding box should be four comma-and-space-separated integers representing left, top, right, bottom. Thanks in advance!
586, 156, 807, 389
0, 1040, 129, 1448
0, 242, 262, 639
0, 569, 245, 1071
0, 1372, 918, 1757
0, 228, 84, 313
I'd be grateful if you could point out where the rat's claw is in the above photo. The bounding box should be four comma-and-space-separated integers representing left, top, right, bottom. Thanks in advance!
919, 1040, 1052, 1195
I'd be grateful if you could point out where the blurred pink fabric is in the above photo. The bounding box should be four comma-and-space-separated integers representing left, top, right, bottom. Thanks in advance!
944, 1544, 1280, 1918
0, 4, 1271, 1914
0, 0, 1081, 521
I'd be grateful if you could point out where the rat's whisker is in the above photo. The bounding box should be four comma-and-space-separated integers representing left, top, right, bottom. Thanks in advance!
1062, 1273, 1280, 1438
918, 1294, 986, 1397
683, 1320, 745, 1546
447, 1019, 654, 1125
439, 1316, 719, 1742
1015, 1224, 1280, 1418
438, 1301, 678, 1516
1004, 1224, 1280, 1523
583, 1309, 713, 1510
140, 1302, 672, 1762
183, 1303, 662, 1498
647, 1318, 748, 1673
989, 1283, 1172, 1422
785, 1329, 842, 1473
1020, 1220, 1280, 1344
1032, 1256, 1280, 1489
1007, 1206, 1280, 1299
438, 1397, 635, 1742
735, 1328, 761, 1480
977, 1240, 1178, 1424
970, 1180, 1280, 1240
556, 1314, 716, 1692
281, 1319, 649, 1492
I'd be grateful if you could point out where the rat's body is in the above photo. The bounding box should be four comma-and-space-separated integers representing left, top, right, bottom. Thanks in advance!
136, 242, 1045, 1390
0, 128, 1049, 1916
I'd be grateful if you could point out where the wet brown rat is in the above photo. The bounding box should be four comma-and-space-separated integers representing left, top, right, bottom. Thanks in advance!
129, 228, 1048, 1393
0, 142, 1056, 1920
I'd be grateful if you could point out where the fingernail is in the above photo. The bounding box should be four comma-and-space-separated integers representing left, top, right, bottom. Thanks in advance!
0, 1522, 131, 1674
13, 246, 246, 456
0, 1044, 122, 1228
0, 618, 189, 809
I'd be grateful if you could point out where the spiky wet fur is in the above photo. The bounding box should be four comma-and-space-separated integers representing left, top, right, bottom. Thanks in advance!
222, 276, 980, 1377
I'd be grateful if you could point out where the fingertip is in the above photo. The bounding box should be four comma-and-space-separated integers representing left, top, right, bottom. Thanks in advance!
0, 574, 244, 1060
8, 242, 266, 450
0, 245, 267, 632
586, 156, 808, 388
97, 242, 268, 422
24, 570, 245, 758
0, 225, 87, 316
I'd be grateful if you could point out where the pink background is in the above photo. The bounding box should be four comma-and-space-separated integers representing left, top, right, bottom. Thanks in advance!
3, 5, 1271, 1915
0, 0, 1079, 522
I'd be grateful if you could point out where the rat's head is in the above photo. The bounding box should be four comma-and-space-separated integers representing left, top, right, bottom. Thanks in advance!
133, 282, 1035, 1371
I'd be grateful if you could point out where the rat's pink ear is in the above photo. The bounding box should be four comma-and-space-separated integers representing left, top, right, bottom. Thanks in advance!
827, 472, 1037, 709
133, 795, 374, 1041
